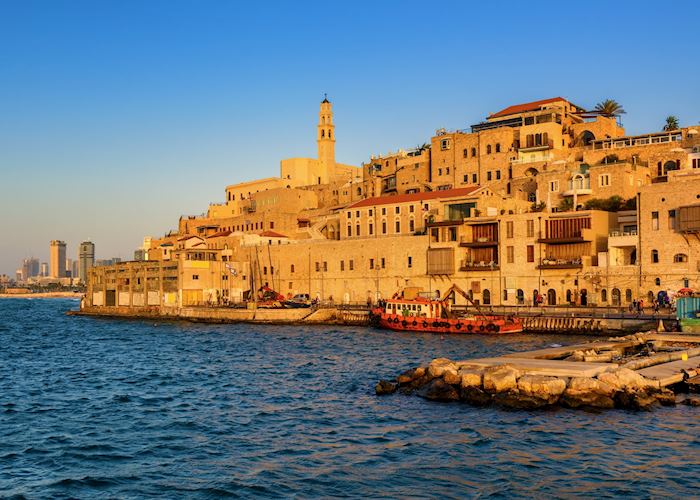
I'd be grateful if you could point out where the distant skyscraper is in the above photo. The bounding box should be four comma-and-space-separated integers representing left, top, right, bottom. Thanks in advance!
50, 240, 66, 278
79, 241, 95, 283
21, 258, 39, 279
65, 258, 73, 278
40, 262, 48, 277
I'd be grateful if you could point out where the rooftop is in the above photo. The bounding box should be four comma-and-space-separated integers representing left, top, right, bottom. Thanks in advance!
348, 186, 481, 209
259, 230, 289, 238
488, 97, 571, 119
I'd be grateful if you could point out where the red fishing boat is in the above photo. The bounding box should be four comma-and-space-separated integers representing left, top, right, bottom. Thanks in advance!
371, 284, 523, 334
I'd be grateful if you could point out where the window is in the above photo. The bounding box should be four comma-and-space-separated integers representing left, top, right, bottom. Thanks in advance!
599, 174, 610, 187
323, 261, 327, 272
409, 205, 414, 213
506, 221, 514, 238
408, 256, 413, 268
340, 260, 345, 271
369, 223, 373, 235
651, 249, 659, 263
356, 211, 360, 217
496, 170, 501, 180
655, 278, 661, 286
463, 148, 468, 158
291, 264, 295, 273
347, 225, 352, 237
382, 207, 387, 215
369, 258, 374, 269
527, 220, 535, 238
507, 246, 514, 263
438, 168, 442, 176
369, 209, 373, 216
446, 167, 450, 175
668, 209, 677, 230
270, 221, 274, 229
440, 139, 450, 150
486, 144, 492, 154
381, 258, 385, 269
472, 173, 477, 183
263, 266, 267, 275
315, 262, 320, 272
192, 274, 199, 280
409, 219, 415, 232
674, 253, 688, 263
487, 171, 492, 181
549, 180, 559, 192
693, 158, 700, 169
652, 211, 659, 231
349, 260, 354, 270
448, 227, 457, 241
526, 245, 535, 263
601, 289, 608, 302
471, 147, 477, 157
495, 143, 501, 153
463, 174, 468, 183
356, 224, 360, 236
395, 206, 400, 214
395, 220, 401, 233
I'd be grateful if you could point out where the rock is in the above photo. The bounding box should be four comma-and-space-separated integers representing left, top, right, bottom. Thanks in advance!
417, 378, 460, 402
375, 379, 398, 395
681, 396, 700, 407
459, 368, 483, 388
427, 358, 456, 379
598, 368, 658, 391
566, 350, 585, 362
656, 388, 676, 407
561, 376, 615, 409
483, 365, 520, 394
443, 368, 461, 386
517, 375, 567, 404
614, 389, 659, 410
397, 367, 425, 385
459, 386, 492, 406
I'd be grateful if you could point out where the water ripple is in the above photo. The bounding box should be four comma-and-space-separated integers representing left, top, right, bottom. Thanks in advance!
0, 298, 698, 498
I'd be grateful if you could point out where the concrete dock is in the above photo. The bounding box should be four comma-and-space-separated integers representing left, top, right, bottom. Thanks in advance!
377, 332, 700, 409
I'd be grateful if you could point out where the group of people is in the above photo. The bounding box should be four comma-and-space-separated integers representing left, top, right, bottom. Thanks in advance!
629, 294, 674, 314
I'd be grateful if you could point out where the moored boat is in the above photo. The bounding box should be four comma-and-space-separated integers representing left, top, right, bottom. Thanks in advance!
371, 284, 523, 334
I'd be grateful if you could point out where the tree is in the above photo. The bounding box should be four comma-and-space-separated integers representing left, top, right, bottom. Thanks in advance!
663, 115, 680, 131
594, 99, 626, 117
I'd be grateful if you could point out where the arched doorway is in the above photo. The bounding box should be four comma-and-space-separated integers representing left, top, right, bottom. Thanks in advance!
566, 289, 572, 304
516, 289, 524, 305
580, 289, 588, 306
533, 289, 540, 305
611, 288, 621, 306
630, 248, 637, 265
547, 288, 556, 305
647, 291, 654, 303
577, 130, 596, 146
625, 289, 633, 303
664, 160, 680, 174
601, 289, 608, 302
483, 289, 491, 305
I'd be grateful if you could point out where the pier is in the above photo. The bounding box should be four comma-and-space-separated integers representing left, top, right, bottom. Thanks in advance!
376, 332, 700, 409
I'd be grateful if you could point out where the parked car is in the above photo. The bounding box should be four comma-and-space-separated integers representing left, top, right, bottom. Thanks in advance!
286, 293, 311, 308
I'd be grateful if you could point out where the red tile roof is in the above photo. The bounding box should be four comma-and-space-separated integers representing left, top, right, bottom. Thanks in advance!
348, 186, 481, 209
488, 97, 569, 119
207, 230, 233, 238
259, 230, 288, 238
177, 235, 203, 242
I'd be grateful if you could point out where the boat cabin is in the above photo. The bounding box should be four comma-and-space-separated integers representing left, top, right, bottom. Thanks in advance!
383, 299, 444, 319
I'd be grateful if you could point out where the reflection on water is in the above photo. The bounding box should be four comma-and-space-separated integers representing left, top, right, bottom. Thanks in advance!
1, 299, 698, 498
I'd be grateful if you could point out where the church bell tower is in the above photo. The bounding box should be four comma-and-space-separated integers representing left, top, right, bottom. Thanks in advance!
317, 94, 336, 178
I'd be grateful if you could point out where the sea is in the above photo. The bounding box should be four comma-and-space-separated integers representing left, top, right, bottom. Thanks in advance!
1, 298, 698, 498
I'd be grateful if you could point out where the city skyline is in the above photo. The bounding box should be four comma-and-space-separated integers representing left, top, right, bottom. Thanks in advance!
2, 1, 700, 275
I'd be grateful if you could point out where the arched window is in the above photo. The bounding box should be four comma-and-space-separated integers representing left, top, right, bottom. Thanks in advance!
321, 117, 325, 124
290, 264, 295, 273
328, 130, 332, 139
516, 289, 524, 305
471, 147, 477, 157
611, 288, 621, 306
601, 289, 608, 302
566, 289, 572, 303
655, 277, 661, 286
651, 249, 659, 263
486, 144, 492, 154
463, 148, 468, 158
321, 130, 325, 138
482, 289, 491, 305
625, 289, 632, 302
495, 143, 501, 153
547, 288, 556, 305
674, 253, 688, 263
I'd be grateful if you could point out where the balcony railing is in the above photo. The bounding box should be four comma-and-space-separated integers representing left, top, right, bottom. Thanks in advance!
537, 258, 582, 269
460, 260, 499, 271
609, 230, 637, 237
590, 133, 681, 150
511, 153, 553, 165
459, 236, 498, 247
519, 139, 554, 152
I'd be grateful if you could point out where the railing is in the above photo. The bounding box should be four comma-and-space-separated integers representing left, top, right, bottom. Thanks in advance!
609, 230, 638, 237
590, 133, 681, 150
449, 303, 675, 320
460, 260, 499, 271
537, 258, 582, 269
510, 153, 553, 165
519, 139, 554, 151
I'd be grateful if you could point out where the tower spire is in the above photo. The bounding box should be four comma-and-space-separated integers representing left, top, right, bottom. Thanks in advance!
318, 96, 335, 179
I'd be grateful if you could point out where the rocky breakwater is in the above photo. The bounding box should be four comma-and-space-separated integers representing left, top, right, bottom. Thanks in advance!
376, 358, 678, 410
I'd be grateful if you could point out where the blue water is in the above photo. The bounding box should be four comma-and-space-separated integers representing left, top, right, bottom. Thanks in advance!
1, 299, 698, 498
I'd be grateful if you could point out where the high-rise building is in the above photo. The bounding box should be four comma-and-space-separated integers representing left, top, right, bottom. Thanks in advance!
79, 241, 95, 283
22, 258, 39, 279
65, 258, 73, 278
50, 240, 66, 278
40, 262, 48, 277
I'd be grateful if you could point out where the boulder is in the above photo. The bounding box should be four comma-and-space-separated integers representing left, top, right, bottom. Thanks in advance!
397, 366, 425, 385
681, 396, 700, 407
427, 358, 456, 379
483, 365, 520, 394
565, 350, 585, 362
561, 376, 615, 409
459, 386, 492, 406
614, 389, 659, 410
459, 368, 483, 389
375, 379, 398, 396
517, 375, 567, 405
417, 378, 460, 402
598, 368, 658, 391
443, 368, 461, 386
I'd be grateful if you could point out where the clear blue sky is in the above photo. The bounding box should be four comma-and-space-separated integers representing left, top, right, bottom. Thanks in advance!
1, 0, 699, 275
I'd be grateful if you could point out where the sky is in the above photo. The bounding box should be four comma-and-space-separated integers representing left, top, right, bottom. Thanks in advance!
1, 0, 699, 275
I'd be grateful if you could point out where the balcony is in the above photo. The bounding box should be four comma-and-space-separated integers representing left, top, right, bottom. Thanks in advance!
590, 132, 681, 150
608, 230, 638, 248
519, 138, 554, 152
537, 258, 582, 270
511, 153, 553, 165
460, 236, 498, 248
537, 236, 588, 244
563, 178, 591, 196
459, 260, 499, 272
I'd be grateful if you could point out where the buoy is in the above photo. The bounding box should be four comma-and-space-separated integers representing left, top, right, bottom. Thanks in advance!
657, 319, 665, 332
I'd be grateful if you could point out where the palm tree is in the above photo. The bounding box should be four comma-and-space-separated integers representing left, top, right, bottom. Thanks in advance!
594, 99, 626, 117
663, 115, 679, 131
